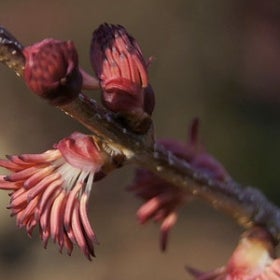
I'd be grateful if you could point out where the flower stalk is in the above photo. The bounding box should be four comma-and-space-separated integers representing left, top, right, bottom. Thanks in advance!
1, 25, 280, 245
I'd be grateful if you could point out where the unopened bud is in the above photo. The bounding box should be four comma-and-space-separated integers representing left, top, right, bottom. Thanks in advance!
23, 39, 82, 105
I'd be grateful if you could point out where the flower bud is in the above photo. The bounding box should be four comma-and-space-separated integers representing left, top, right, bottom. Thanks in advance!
90, 23, 155, 133
23, 39, 82, 105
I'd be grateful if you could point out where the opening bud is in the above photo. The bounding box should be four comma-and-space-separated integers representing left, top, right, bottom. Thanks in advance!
90, 23, 155, 133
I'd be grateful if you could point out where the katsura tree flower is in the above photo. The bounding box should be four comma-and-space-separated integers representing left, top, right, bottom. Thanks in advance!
129, 119, 230, 251
187, 227, 280, 280
23, 39, 84, 105
128, 168, 187, 251
0, 132, 123, 260
90, 23, 155, 133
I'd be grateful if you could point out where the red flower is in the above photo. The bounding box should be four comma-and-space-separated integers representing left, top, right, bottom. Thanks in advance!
0, 132, 116, 260
90, 23, 155, 133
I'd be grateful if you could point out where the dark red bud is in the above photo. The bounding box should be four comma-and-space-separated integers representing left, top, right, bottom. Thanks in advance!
23, 39, 82, 105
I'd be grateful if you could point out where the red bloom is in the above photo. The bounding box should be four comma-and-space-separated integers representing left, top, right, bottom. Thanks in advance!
0, 132, 116, 260
90, 23, 155, 133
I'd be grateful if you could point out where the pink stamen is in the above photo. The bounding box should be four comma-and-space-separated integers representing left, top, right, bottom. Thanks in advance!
137, 193, 173, 224
40, 189, 60, 232
19, 150, 61, 163
24, 165, 56, 189
71, 200, 92, 260
80, 192, 98, 244
6, 155, 34, 166
50, 189, 65, 241
38, 179, 63, 214
0, 159, 24, 171
26, 172, 61, 201
64, 182, 83, 231
5, 166, 42, 182
160, 212, 177, 251
0, 176, 19, 190
17, 196, 39, 225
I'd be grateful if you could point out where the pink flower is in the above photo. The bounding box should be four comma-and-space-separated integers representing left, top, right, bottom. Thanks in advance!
0, 132, 116, 260
128, 168, 187, 251
187, 227, 280, 280
90, 23, 155, 133
129, 119, 231, 251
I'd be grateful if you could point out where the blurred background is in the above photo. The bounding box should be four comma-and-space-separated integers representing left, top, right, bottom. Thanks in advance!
1, 0, 280, 279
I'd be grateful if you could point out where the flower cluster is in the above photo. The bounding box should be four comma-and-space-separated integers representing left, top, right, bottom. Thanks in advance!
0, 23, 154, 259
128, 118, 231, 251
128, 168, 186, 251
0, 132, 120, 260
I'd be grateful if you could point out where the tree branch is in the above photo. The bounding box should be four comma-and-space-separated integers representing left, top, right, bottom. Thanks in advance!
1, 26, 280, 243
61, 95, 280, 242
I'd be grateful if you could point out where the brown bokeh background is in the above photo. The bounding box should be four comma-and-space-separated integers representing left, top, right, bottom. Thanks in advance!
1, 0, 280, 279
